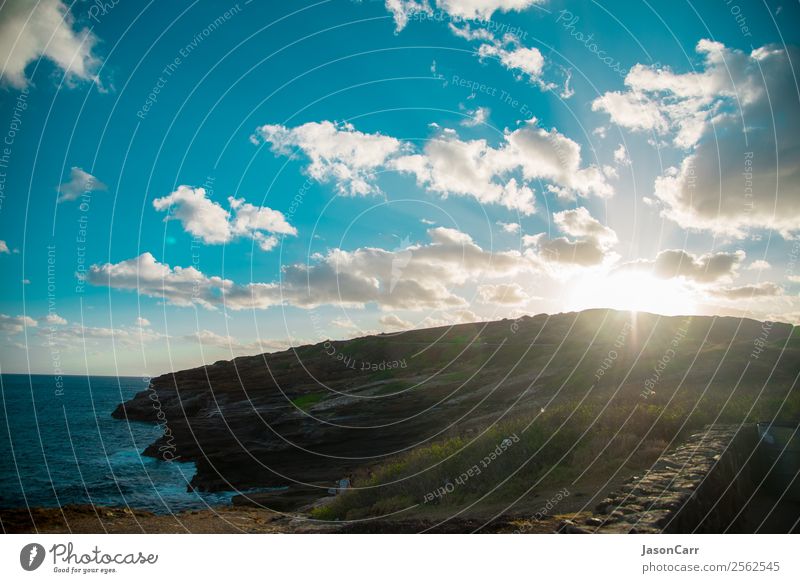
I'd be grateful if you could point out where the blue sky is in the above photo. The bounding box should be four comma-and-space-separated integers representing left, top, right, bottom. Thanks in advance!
0, 0, 798, 375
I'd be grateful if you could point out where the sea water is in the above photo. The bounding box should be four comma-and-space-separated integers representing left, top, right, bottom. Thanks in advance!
0, 374, 237, 513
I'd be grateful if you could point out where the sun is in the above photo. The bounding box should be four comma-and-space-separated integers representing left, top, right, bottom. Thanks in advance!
566, 271, 698, 316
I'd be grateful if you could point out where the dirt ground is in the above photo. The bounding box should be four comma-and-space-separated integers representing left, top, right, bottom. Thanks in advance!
1, 503, 599, 534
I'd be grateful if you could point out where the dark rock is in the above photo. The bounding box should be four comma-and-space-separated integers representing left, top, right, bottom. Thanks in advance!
556, 520, 590, 534
584, 517, 604, 527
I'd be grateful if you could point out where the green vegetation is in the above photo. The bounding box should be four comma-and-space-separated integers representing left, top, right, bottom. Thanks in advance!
291, 392, 326, 410
312, 386, 800, 521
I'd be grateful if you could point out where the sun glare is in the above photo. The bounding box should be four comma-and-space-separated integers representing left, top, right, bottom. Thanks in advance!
566, 271, 698, 316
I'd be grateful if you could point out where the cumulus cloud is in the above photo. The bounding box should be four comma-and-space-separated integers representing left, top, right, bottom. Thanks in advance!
478, 41, 545, 84
41, 323, 166, 350
445, 11, 550, 88
186, 329, 289, 354
460, 105, 490, 127
152, 186, 297, 252
477, 282, 529, 305
379, 313, 414, 331
41, 313, 67, 325
385, 0, 432, 32
746, 260, 771, 271
0, 0, 101, 88
552, 206, 617, 245
135, 317, 151, 327
394, 132, 537, 214
419, 308, 481, 328
613, 144, 630, 165
256, 120, 611, 215
497, 221, 520, 233
253, 121, 405, 196
85, 252, 227, 310
621, 249, 745, 283
594, 40, 800, 236
385, 0, 545, 32
0, 240, 9, 254
330, 317, 360, 331
0, 313, 37, 334
501, 122, 612, 199
709, 282, 783, 300
87, 227, 535, 312
57, 167, 107, 203
525, 235, 608, 266
523, 207, 618, 267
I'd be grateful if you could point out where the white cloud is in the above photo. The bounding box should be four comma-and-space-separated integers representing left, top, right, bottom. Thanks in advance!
502, 122, 612, 199
57, 167, 106, 203
41, 323, 166, 350
613, 144, 630, 165
86, 252, 228, 310
448, 22, 494, 42
379, 314, 414, 331
0, 0, 101, 88
497, 221, 520, 233
621, 249, 745, 283
746, 260, 771, 271
41, 313, 67, 325
436, 0, 544, 20
419, 308, 481, 328
253, 121, 405, 196
477, 282, 529, 305
709, 282, 783, 300
87, 227, 536, 312
0, 314, 37, 335
152, 186, 297, 252
524, 234, 609, 266
594, 41, 800, 236
0, 313, 37, 334
135, 317, 151, 327
385, 0, 432, 32
553, 207, 617, 246
255, 119, 611, 215
186, 329, 288, 354
395, 133, 538, 214
0, 240, 9, 254
592, 91, 669, 137
478, 42, 545, 84
386, 0, 545, 32
524, 207, 618, 267
461, 105, 490, 127
330, 317, 359, 331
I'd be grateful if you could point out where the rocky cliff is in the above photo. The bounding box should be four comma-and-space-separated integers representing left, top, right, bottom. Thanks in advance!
113, 309, 797, 496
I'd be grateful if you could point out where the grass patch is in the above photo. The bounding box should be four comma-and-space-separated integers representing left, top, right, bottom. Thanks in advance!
312, 385, 799, 520
291, 392, 326, 410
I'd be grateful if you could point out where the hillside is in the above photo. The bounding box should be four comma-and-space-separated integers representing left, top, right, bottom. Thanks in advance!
113, 309, 799, 517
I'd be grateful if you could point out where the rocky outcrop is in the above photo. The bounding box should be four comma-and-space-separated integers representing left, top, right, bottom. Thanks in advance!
592, 425, 759, 533
113, 310, 796, 498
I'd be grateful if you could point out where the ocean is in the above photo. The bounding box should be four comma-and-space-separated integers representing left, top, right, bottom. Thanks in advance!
0, 374, 237, 513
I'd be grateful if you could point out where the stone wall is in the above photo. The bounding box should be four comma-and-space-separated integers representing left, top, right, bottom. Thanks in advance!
591, 424, 758, 533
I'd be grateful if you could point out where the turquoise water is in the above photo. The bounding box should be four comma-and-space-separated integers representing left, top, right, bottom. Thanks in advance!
0, 374, 237, 513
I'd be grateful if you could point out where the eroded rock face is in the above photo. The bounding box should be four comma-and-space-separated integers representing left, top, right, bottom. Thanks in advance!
112, 310, 796, 495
